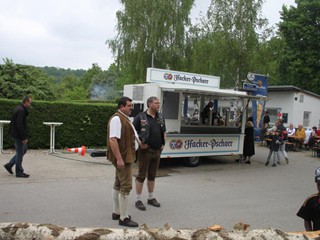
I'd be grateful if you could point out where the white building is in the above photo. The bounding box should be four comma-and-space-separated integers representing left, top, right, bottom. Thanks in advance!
265, 85, 320, 128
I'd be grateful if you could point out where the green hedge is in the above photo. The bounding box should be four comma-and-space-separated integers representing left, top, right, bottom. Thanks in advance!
0, 98, 117, 150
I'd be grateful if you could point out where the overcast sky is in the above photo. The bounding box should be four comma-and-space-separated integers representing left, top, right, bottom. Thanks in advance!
0, 0, 296, 70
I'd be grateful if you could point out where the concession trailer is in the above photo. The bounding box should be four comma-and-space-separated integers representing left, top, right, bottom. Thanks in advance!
123, 68, 264, 166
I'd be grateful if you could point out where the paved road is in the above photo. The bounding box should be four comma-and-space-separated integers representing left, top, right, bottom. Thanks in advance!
0, 145, 319, 232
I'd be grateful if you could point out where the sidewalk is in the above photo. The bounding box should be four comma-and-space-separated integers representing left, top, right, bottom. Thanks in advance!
0, 149, 114, 184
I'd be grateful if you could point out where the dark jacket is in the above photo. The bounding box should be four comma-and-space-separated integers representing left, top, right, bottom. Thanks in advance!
269, 134, 282, 151
133, 111, 166, 146
9, 103, 29, 140
277, 124, 287, 141
243, 126, 255, 157
201, 104, 212, 119
263, 115, 270, 124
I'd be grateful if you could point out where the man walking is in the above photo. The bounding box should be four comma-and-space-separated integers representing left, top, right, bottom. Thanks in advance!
107, 96, 144, 227
276, 119, 289, 164
4, 96, 32, 178
133, 96, 166, 211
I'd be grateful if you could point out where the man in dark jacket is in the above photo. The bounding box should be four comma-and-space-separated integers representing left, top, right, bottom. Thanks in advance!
4, 96, 32, 178
201, 101, 213, 124
133, 96, 166, 211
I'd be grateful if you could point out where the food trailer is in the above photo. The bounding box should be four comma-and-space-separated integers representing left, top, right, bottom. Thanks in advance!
124, 68, 263, 166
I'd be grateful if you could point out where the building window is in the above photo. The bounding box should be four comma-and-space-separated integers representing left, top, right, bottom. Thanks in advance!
282, 113, 288, 123
303, 111, 310, 127
299, 95, 304, 102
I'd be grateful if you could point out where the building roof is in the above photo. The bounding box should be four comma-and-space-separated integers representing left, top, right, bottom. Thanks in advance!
268, 85, 320, 99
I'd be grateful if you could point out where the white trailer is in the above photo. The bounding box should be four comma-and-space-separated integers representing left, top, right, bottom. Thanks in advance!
124, 68, 262, 166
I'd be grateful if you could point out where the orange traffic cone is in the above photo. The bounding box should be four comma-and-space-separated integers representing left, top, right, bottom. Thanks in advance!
67, 146, 86, 156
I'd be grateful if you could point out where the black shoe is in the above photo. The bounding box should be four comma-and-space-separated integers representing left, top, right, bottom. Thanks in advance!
112, 213, 131, 220
244, 161, 251, 164
147, 198, 161, 207
4, 164, 13, 174
235, 159, 240, 163
265, 161, 269, 166
135, 200, 146, 211
16, 173, 30, 178
119, 217, 138, 227
112, 213, 120, 220
272, 163, 277, 167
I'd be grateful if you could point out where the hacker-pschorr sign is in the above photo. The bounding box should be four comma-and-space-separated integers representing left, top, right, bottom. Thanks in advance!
146, 68, 220, 89
161, 134, 241, 158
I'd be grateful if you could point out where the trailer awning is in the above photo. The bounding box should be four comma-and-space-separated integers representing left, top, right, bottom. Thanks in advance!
158, 83, 266, 100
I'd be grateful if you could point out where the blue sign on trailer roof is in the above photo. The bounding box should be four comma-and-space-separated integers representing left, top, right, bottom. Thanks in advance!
243, 82, 257, 91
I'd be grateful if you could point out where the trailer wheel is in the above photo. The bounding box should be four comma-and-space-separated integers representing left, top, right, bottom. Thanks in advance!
184, 156, 200, 167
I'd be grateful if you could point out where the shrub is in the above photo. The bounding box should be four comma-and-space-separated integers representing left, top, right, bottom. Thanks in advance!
0, 98, 117, 149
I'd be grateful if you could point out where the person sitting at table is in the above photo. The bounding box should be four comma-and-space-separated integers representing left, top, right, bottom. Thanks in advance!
287, 123, 296, 137
305, 126, 318, 150
312, 126, 319, 137
304, 128, 313, 150
287, 123, 296, 145
295, 124, 306, 151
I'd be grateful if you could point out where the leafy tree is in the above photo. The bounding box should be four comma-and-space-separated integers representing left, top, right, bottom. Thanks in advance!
41, 66, 86, 84
41, 66, 91, 100
80, 63, 103, 91
53, 74, 86, 100
107, 0, 194, 85
278, 0, 320, 93
89, 64, 120, 100
252, 36, 284, 85
0, 58, 55, 100
61, 85, 88, 100
187, 0, 272, 88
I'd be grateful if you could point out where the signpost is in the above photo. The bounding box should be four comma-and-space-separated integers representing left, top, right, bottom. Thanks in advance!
242, 82, 257, 92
